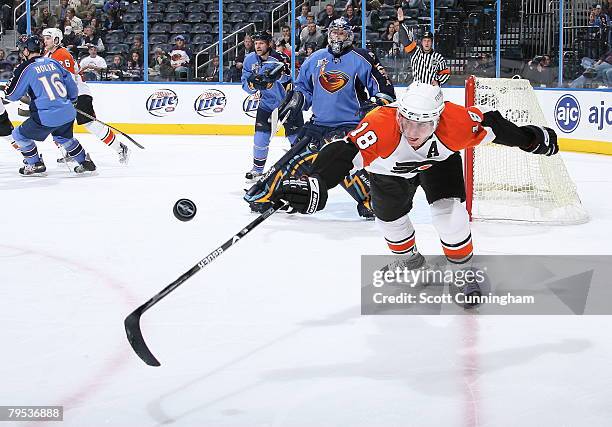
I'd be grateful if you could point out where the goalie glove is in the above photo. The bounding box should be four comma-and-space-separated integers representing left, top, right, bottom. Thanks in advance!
520, 125, 559, 156
360, 92, 395, 115
247, 73, 274, 91
273, 175, 328, 215
278, 89, 305, 124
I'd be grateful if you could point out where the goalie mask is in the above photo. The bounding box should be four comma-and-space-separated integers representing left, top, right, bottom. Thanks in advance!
328, 18, 353, 56
396, 82, 445, 148
42, 28, 63, 49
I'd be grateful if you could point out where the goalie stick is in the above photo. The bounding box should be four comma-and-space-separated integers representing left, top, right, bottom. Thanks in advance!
124, 201, 286, 366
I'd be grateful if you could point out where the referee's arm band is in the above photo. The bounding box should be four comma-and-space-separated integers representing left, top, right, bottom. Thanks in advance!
403, 41, 417, 53
437, 68, 451, 75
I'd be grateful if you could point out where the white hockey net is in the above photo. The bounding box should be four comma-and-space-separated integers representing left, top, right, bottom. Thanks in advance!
465, 76, 589, 224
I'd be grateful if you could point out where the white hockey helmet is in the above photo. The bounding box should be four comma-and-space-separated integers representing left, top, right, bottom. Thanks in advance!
42, 27, 63, 47
396, 82, 445, 145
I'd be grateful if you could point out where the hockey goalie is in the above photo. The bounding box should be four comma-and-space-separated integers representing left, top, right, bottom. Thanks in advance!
273, 82, 558, 276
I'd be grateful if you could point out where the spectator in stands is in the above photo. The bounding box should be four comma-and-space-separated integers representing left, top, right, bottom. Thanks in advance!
588, 4, 609, 58
277, 25, 292, 49
131, 36, 144, 60
17, 8, 37, 35
570, 48, 612, 87
297, 4, 310, 28
150, 47, 173, 80
89, 17, 101, 35
37, 6, 58, 31
318, 4, 338, 29
76, 0, 95, 19
305, 12, 316, 26
126, 51, 143, 80
276, 38, 292, 57
299, 21, 325, 53
203, 55, 219, 82
523, 54, 554, 87
465, 52, 495, 78
80, 44, 107, 80
81, 11, 93, 27
365, 0, 382, 31
297, 41, 316, 66
0, 0, 11, 32
66, 8, 83, 35
344, 5, 359, 28
0, 49, 13, 73
234, 34, 254, 70
103, 10, 123, 31
170, 35, 191, 80
106, 54, 124, 80
79, 26, 105, 52
381, 22, 396, 42
103, 0, 121, 15
55, 0, 70, 25
62, 26, 81, 57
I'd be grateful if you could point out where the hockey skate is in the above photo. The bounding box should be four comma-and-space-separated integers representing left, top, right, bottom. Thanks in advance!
73, 154, 97, 174
19, 158, 47, 176
380, 252, 427, 274
56, 152, 75, 164
245, 170, 263, 182
117, 142, 130, 165
357, 201, 375, 220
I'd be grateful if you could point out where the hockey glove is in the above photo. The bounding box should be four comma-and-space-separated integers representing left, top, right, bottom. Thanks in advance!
520, 125, 559, 156
247, 73, 274, 91
278, 90, 305, 124
360, 92, 395, 116
273, 175, 328, 215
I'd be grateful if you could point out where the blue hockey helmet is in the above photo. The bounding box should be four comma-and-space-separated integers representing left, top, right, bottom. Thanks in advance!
328, 18, 353, 56
17, 34, 44, 55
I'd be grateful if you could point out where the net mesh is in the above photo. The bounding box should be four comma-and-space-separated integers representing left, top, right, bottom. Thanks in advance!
469, 77, 589, 224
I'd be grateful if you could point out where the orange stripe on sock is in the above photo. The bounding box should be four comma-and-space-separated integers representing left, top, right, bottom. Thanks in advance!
387, 237, 415, 254
103, 129, 116, 145
442, 241, 473, 261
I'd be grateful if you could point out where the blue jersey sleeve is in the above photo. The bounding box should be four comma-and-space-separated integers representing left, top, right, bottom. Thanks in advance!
353, 48, 395, 99
294, 54, 315, 110
5, 60, 34, 102
241, 54, 257, 94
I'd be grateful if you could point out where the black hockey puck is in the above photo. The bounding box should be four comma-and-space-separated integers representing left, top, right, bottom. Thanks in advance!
173, 199, 197, 222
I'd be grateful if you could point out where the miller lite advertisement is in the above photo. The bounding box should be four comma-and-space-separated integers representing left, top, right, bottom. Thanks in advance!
194, 89, 227, 117
146, 89, 179, 117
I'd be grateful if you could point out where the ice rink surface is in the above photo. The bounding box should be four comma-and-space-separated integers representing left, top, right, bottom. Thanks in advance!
1, 134, 611, 427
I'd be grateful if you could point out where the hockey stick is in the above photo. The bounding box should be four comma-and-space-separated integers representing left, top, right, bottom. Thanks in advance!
75, 108, 145, 150
124, 201, 286, 366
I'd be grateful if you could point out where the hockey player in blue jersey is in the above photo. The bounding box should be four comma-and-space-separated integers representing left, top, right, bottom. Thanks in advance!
244, 18, 395, 217
241, 31, 303, 181
5, 34, 96, 176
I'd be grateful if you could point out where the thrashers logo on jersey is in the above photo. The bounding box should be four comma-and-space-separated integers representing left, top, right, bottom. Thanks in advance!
317, 60, 349, 93
318, 69, 350, 93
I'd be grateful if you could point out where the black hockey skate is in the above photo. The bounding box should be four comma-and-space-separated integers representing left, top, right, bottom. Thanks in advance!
74, 154, 97, 174
118, 142, 130, 165
19, 158, 47, 176
357, 201, 375, 220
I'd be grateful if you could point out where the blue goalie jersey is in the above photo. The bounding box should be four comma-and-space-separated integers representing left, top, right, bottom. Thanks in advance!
294, 47, 395, 127
6, 56, 78, 127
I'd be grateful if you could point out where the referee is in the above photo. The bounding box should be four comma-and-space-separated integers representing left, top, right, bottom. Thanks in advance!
397, 9, 450, 86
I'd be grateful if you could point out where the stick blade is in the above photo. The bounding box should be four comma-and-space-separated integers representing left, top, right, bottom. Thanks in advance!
124, 310, 161, 367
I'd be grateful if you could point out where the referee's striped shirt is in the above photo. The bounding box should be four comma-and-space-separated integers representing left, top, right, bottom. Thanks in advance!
399, 26, 451, 85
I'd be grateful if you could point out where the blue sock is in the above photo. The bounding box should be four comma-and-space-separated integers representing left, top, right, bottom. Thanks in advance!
58, 138, 86, 164
253, 131, 271, 173
12, 128, 40, 164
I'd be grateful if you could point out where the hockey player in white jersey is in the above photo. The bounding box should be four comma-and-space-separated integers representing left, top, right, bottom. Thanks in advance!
41, 28, 129, 164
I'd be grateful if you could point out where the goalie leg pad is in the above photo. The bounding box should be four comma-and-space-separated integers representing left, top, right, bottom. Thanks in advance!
376, 213, 417, 255
430, 198, 473, 264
